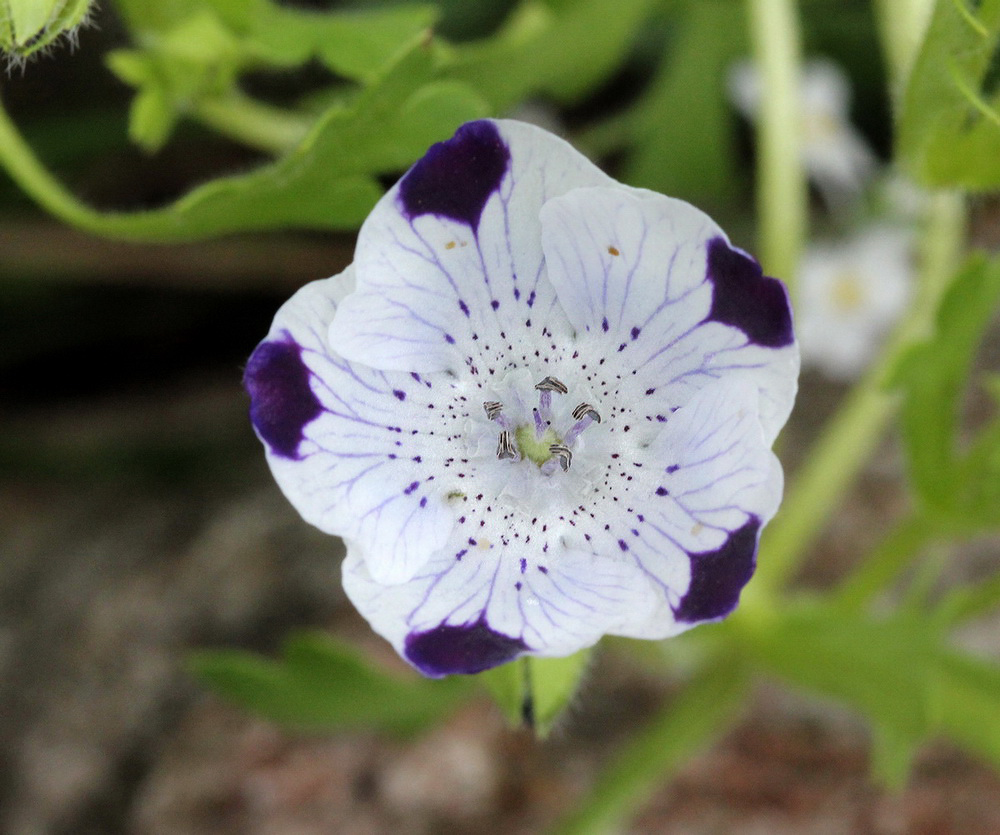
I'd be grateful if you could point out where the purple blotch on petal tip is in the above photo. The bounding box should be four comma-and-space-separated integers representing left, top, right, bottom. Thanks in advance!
244, 338, 322, 460
404, 617, 528, 677
397, 120, 511, 231
704, 238, 794, 348
673, 517, 761, 624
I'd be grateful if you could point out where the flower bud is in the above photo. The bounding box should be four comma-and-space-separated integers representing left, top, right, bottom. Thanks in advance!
1, 0, 94, 63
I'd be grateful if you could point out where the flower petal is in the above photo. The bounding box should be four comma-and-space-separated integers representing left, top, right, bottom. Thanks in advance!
539, 186, 798, 443
329, 119, 616, 375
342, 527, 659, 677
245, 270, 462, 584
554, 376, 782, 639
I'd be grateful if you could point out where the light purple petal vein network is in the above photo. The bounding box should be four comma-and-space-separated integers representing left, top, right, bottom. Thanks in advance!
245, 119, 799, 677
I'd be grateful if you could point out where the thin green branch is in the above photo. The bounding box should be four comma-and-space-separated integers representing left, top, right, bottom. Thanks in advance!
747, 192, 965, 601
552, 659, 746, 835
193, 93, 311, 156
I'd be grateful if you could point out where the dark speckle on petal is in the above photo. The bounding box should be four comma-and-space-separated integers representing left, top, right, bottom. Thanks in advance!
404, 618, 528, 677
398, 120, 511, 231
704, 238, 794, 348
244, 338, 322, 460
673, 517, 761, 624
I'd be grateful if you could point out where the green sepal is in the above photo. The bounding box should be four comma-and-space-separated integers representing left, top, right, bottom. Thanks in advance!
480, 649, 592, 736
0, 0, 92, 60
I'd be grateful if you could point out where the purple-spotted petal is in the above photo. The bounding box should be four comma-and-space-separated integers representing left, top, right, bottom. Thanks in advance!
539, 187, 798, 444
246, 270, 460, 584
328, 119, 617, 375
554, 377, 782, 639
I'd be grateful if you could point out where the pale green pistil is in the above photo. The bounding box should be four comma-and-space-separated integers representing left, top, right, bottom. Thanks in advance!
516, 424, 559, 466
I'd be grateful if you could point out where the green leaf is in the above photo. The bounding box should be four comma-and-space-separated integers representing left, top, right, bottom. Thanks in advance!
448, 0, 660, 111
252, 4, 439, 82
65, 43, 489, 240
932, 650, 1000, 769
898, 0, 1000, 189
190, 631, 470, 734
744, 601, 935, 768
892, 253, 1000, 528
621, 0, 746, 206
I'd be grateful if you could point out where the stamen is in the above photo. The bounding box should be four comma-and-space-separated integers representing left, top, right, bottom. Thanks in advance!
532, 407, 546, 438
548, 443, 572, 471
534, 375, 567, 418
483, 401, 503, 420
497, 430, 518, 460
565, 403, 602, 445
571, 402, 602, 423
534, 376, 569, 394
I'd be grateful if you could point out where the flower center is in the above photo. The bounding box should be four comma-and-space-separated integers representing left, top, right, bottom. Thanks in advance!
515, 423, 560, 466
483, 375, 602, 475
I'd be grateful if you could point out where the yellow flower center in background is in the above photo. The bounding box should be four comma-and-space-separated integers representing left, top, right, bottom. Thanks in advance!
830, 271, 864, 311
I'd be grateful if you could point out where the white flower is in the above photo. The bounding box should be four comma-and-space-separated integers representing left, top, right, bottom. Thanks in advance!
796, 226, 913, 379
244, 120, 799, 677
729, 58, 878, 209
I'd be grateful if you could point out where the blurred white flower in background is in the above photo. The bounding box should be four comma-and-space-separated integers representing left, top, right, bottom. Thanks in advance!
795, 225, 913, 380
729, 58, 878, 209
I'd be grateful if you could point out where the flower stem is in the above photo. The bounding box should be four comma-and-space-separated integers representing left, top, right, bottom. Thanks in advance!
0, 92, 307, 243
193, 93, 310, 156
551, 658, 746, 835
746, 0, 806, 293
747, 191, 965, 600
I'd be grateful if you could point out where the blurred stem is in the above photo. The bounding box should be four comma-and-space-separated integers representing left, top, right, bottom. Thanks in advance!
832, 513, 938, 611
873, 0, 936, 93
552, 658, 746, 835
0, 94, 234, 242
194, 93, 310, 156
746, 0, 806, 292
746, 192, 965, 603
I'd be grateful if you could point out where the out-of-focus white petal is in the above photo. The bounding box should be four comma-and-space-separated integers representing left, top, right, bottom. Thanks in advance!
796, 225, 913, 379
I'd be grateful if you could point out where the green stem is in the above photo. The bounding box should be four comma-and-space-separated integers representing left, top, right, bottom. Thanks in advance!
873, 0, 936, 93
551, 659, 746, 835
832, 513, 938, 611
194, 93, 310, 156
746, 0, 806, 292
746, 191, 965, 602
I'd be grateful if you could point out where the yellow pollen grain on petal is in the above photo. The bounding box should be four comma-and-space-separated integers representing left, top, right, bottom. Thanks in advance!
445, 241, 456, 250
477, 539, 492, 550
830, 271, 865, 311
608, 245, 620, 256
691, 522, 704, 537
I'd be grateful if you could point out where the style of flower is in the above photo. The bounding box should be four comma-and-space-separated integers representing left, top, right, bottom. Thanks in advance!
244, 119, 799, 677
729, 58, 878, 209
796, 225, 912, 380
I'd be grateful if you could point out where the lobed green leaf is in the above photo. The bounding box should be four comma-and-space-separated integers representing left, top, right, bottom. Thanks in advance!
892, 253, 1000, 529
898, 0, 1000, 189
190, 631, 470, 734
